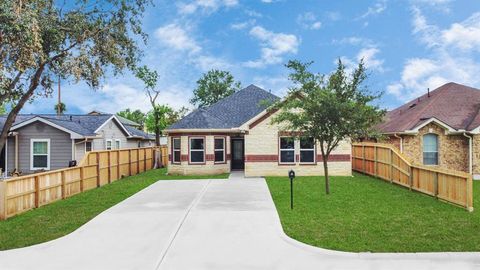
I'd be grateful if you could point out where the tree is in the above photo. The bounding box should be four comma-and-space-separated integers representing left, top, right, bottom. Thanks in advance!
117, 109, 146, 129
271, 59, 385, 195
0, 0, 149, 151
144, 105, 188, 134
190, 69, 241, 107
135, 66, 161, 146
54, 102, 66, 114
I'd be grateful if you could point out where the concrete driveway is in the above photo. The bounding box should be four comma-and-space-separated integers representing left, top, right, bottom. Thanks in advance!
0, 173, 479, 270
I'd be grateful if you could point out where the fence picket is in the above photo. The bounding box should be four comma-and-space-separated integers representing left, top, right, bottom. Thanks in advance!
352, 142, 473, 211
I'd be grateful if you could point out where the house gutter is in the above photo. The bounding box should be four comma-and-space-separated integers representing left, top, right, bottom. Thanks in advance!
462, 132, 473, 174
393, 133, 403, 153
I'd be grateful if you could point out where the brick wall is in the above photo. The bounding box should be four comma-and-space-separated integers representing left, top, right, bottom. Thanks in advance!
244, 110, 352, 177
382, 123, 469, 173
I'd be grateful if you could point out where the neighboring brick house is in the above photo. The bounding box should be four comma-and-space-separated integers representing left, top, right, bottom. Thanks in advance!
165, 85, 351, 177
377, 82, 480, 179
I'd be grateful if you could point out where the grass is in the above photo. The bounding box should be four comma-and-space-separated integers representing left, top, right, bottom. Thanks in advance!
266, 173, 480, 252
0, 168, 228, 250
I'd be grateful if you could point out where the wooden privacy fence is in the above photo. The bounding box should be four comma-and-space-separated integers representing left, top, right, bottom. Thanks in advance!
0, 146, 167, 220
352, 142, 473, 211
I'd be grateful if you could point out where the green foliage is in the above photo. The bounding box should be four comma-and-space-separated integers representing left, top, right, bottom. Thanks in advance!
135, 66, 159, 91
117, 109, 146, 128
267, 174, 480, 252
0, 0, 150, 149
190, 69, 241, 107
145, 105, 188, 134
271, 59, 385, 194
0, 168, 229, 250
54, 102, 66, 114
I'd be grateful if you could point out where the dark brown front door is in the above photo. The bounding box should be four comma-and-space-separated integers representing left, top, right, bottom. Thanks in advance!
231, 138, 244, 170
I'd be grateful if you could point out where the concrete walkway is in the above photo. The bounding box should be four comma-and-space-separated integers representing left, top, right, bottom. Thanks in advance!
0, 176, 479, 270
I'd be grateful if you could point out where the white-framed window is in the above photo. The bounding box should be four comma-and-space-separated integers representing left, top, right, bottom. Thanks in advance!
300, 137, 315, 163
172, 137, 181, 164
31, 139, 50, 170
214, 137, 225, 163
279, 137, 295, 164
189, 137, 205, 163
85, 141, 92, 152
105, 139, 112, 150
423, 133, 438, 165
115, 139, 121, 149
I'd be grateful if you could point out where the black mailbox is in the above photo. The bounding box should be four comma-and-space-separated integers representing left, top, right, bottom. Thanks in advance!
69, 160, 77, 167
289, 169, 295, 179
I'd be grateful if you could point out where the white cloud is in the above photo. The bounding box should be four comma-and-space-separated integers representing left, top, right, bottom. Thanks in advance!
339, 46, 385, 74
244, 26, 300, 68
230, 19, 256, 30
387, 8, 480, 100
177, 0, 239, 15
359, 0, 387, 19
154, 24, 201, 53
297, 12, 322, 30
253, 75, 290, 97
332, 36, 375, 47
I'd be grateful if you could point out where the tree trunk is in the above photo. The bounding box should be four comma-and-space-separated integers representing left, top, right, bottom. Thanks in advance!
322, 157, 330, 195
0, 65, 45, 158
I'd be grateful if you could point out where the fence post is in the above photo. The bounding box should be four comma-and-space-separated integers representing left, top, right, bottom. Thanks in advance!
107, 151, 111, 184
373, 146, 377, 176
466, 175, 473, 211
409, 167, 413, 190
362, 145, 366, 173
117, 150, 120, 179
96, 152, 100, 187
61, 171, 66, 199
0, 180, 6, 220
80, 166, 84, 192
389, 148, 394, 183
434, 171, 439, 199
144, 149, 147, 172
137, 149, 140, 174
34, 175, 40, 208
128, 149, 132, 176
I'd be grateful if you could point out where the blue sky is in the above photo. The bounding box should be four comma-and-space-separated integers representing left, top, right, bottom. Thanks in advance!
22, 0, 480, 114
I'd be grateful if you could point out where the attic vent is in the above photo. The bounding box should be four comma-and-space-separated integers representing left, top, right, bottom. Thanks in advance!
409, 103, 417, 109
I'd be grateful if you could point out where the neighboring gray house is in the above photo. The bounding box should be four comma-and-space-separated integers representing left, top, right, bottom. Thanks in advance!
0, 113, 154, 176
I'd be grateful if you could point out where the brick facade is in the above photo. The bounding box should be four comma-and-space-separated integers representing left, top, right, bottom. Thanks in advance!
382, 122, 471, 173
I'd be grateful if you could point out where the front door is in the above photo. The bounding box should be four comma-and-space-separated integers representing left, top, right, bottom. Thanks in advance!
231, 138, 245, 170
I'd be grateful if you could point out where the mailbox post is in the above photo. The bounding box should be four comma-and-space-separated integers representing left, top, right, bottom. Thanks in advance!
289, 169, 295, 209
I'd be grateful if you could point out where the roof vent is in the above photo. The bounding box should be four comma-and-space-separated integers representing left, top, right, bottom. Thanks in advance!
409, 103, 417, 109
69, 116, 72, 121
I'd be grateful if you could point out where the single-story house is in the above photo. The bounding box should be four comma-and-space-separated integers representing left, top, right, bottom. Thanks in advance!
0, 113, 154, 176
377, 82, 480, 179
165, 85, 351, 177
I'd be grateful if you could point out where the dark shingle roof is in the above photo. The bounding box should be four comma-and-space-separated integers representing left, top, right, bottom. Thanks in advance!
169, 84, 279, 129
378, 82, 480, 133
0, 114, 153, 139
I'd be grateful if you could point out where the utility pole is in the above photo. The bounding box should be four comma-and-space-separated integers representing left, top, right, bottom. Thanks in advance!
57, 75, 61, 115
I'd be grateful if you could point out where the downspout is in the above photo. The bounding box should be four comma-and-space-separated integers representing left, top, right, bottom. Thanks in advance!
463, 132, 473, 174
393, 133, 403, 153
14, 133, 18, 170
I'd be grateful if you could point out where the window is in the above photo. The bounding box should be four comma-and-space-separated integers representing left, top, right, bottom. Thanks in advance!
189, 137, 205, 163
279, 137, 295, 164
300, 137, 315, 163
115, 139, 121, 149
173, 138, 181, 164
85, 141, 92, 152
214, 137, 225, 163
31, 139, 50, 170
423, 134, 438, 165
106, 139, 112, 150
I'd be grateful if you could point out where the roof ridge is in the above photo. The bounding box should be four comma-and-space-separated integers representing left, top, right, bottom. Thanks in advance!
403, 84, 450, 129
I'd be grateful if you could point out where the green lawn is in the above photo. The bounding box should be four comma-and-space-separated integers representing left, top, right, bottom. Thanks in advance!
0, 168, 228, 250
266, 173, 480, 252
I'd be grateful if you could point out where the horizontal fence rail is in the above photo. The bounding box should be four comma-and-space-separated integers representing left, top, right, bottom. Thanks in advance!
352, 143, 473, 211
0, 146, 167, 220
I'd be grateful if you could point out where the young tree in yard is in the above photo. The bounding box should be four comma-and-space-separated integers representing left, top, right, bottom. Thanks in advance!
0, 0, 149, 151
117, 109, 146, 129
190, 69, 241, 108
271, 60, 385, 194
144, 106, 188, 134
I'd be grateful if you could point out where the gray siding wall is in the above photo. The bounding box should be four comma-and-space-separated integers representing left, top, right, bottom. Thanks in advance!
6, 137, 15, 175
93, 119, 137, 150
74, 140, 88, 163
11, 122, 73, 174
